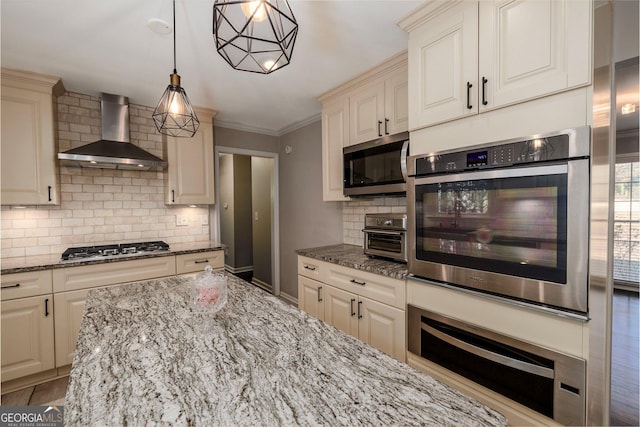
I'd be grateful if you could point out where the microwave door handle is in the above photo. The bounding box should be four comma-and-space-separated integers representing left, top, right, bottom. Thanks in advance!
400, 139, 410, 182
421, 322, 554, 379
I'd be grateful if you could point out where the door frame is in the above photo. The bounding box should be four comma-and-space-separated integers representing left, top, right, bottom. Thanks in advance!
213, 145, 280, 296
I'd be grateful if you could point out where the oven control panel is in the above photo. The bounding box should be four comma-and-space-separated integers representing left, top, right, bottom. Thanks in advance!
413, 132, 572, 176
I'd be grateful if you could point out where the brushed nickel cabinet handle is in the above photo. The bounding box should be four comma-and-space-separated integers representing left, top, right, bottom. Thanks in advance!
350, 298, 356, 316
317, 287, 323, 302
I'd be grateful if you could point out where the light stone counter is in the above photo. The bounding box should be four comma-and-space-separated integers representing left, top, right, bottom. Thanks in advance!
296, 244, 408, 280
65, 272, 506, 426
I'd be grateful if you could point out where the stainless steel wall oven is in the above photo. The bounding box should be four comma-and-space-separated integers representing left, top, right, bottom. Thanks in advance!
407, 127, 590, 315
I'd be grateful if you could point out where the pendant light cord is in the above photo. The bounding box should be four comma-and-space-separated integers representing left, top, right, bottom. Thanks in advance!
172, 0, 177, 74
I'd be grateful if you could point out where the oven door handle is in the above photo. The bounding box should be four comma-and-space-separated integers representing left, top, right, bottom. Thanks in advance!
413, 163, 568, 185
362, 229, 406, 235
421, 322, 555, 379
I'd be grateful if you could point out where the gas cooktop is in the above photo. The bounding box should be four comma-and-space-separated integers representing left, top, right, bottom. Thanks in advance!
61, 241, 170, 261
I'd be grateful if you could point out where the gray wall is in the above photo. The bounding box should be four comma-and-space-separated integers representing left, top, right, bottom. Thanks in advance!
234, 155, 253, 269
279, 120, 343, 298
218, 153, 253, 270
219, 154, 235, 268
252, 157, 274, 285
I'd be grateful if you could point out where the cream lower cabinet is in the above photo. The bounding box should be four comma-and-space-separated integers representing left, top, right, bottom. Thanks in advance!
298, 256, 406, 361
1, 295, 55, 381
176, 250, 224, 274
53, 288, 90, 367
1, 270, 55, 382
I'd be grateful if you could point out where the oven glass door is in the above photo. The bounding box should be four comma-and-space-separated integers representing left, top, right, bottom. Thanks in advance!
414, 164, 570, 284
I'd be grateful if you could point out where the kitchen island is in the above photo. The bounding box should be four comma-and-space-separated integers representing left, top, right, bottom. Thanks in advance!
65, 272, 506, 426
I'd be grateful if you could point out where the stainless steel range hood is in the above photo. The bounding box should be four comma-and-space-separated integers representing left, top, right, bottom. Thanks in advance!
57, 93, 167, 170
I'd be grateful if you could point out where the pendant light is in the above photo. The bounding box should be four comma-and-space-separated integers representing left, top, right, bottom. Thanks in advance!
152, 0, 199, 138
213, 0, 298, 74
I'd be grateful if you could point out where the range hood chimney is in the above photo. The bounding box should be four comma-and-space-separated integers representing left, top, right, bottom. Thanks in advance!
58, 93, 167, 170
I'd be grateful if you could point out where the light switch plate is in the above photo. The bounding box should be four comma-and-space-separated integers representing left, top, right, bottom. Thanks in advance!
201, 215, 209, 226
176, 215, 188, 226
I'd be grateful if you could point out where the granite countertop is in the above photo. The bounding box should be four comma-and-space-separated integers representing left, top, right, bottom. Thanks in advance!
296, 243, 408, 280
0, 241, 224, 275
65, 272, 506, 426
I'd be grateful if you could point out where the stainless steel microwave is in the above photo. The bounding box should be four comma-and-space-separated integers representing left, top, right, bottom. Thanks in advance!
343, 132, 409, 197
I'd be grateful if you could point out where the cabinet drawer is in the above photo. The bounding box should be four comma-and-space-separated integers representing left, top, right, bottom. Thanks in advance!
297, 256, 325, 281
176, 251, 224, 274
1, 270, 52, 300
325, 263, 405, 309
52, 256, 176, 293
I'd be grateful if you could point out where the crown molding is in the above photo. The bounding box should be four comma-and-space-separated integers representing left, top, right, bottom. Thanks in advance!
214, 113, 321, 137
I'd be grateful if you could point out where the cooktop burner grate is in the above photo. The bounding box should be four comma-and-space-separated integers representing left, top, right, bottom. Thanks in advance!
61, 241, 170, 261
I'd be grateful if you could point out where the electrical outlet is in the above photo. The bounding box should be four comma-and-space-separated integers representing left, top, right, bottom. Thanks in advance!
176, 215, 188, 226
201, 215, 209, 226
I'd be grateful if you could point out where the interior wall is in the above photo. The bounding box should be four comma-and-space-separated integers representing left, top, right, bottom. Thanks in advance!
219, 154, 235, 267
279, 120, 343, 299
233, 155, 253, 270
251, 157, 274, 285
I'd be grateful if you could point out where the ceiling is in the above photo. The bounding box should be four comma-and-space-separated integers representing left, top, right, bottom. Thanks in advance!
1, 0, 423, 136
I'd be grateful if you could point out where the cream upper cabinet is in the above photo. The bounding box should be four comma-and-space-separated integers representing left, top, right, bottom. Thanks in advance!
349, 66, 409, 146
478, 0, 591, 110
321, 97, 350, 201
1, 295, 55, 381
401, 0, 592, 130
1, 69, 64, 205
166, 107, 217, 205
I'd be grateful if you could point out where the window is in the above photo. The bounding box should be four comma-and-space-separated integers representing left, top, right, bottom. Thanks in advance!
614, 161, 640, 286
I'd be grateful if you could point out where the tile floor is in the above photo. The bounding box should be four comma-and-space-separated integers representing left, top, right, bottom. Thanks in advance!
1, 376, 68, 406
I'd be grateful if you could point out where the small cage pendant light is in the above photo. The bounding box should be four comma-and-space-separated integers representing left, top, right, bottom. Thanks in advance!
213, 0, 298, 74
153, 0, 199, 137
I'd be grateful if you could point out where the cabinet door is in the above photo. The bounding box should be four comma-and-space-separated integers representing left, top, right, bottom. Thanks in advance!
53, 289, 89, 367
166, 122, 215, 205
408, 1, 478, 129
321, 97, 350, 201
323, 284, 358, 338
384, 68, 409, 136
1, 295, 55, 381
1, 85, 58, 205
349, 81, 385, 145
358, 296, 405, 361
298, 275, 325, 321
478, 0, 591, 111
176, 250, 224, 274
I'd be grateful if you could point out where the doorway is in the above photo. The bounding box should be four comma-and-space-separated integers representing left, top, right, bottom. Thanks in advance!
214, 146, 280, 296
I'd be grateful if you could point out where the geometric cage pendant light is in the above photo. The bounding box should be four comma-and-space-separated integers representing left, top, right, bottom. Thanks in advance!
213, 0, 298, 74
152, 0, 199, 137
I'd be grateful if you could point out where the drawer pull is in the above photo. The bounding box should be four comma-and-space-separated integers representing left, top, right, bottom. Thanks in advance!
317, 286, 323, 302
194, 259, 209, 264
350, 279, 366, 286
45, 298, 50, 317
357, 301, 363, 319
350, 298, 356, 316
304, 266, 316, 271
1, 283, 21, 289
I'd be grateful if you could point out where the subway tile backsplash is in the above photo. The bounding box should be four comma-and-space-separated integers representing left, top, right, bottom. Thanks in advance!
342, 197, 407, 246
1, 91, 210, 258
